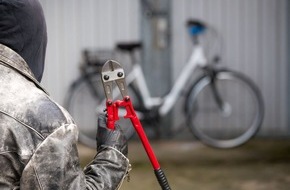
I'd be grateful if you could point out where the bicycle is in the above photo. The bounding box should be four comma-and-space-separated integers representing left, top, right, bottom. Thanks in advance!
64, 19, 264, 149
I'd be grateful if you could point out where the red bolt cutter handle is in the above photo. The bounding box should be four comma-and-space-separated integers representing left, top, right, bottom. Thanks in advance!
106, 96, 160, 169
106, 96, 171, 190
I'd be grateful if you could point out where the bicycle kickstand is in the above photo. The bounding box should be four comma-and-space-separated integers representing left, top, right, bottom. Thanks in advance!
101, 60, 171, 190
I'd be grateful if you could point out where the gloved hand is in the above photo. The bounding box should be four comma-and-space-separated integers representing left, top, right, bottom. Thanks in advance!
96, 114, 128, 156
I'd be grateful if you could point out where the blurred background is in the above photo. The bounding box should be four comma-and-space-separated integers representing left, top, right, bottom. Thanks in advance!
39, 0, 289, 137
38, 0, 290, 189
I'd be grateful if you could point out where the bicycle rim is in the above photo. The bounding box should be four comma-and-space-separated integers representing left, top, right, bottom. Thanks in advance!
65, 74, 138, 148
187, 71, 264, 148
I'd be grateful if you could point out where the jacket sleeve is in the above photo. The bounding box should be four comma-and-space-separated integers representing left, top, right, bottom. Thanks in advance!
20, 124, 130, 190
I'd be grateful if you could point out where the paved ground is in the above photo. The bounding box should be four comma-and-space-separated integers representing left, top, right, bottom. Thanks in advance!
78, 139, 290, 190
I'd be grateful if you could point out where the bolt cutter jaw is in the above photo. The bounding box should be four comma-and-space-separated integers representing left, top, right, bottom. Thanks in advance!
101, 60, 127, 100
101, 60, 130, 130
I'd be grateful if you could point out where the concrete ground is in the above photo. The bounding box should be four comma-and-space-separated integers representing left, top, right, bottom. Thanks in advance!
78, 139, 290, 190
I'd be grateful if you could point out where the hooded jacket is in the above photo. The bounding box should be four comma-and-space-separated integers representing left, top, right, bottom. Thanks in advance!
0, 44, 130, 189
0, 0, 129, 189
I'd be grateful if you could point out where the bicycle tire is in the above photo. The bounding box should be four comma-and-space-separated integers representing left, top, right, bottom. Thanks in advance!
64, 73, 139, 148
185, 69, 264, 148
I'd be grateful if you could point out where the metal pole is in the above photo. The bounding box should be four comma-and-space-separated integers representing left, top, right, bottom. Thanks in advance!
287, 0, 290, 132
140, 0, 172, 138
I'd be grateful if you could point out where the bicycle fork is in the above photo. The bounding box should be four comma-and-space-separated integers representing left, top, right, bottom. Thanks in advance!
101, 60, 171, 190
207, 68, 232, 117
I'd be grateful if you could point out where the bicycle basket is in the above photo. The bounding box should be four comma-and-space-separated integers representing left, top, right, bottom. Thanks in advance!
82, 48, 117, 66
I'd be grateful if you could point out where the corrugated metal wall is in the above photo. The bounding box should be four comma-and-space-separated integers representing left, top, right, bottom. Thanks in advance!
39, 0, 140, 103
39, 0, 288, 137
172, 0, 289, 136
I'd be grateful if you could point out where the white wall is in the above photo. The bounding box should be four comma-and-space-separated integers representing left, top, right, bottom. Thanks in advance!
172, 0, 289, 136
39, 0, 140, 103
39, 0, 289, 136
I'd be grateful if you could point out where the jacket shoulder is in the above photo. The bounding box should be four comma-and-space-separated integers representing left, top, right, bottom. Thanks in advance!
0, 64, 73, 138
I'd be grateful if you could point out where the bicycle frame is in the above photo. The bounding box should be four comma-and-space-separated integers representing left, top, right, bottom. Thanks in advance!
127, 44, 207, 117
159, 45, 207, 115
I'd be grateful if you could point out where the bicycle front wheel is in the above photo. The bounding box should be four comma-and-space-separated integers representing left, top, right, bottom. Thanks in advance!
186, 70, 264, 148
64, 73, 137, 148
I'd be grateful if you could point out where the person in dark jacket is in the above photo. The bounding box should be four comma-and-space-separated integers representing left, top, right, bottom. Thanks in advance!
0, 0, 130, 189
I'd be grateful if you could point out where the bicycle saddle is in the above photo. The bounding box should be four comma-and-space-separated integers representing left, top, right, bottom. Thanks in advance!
116, 42, 142, 52
186, 19, 206, 36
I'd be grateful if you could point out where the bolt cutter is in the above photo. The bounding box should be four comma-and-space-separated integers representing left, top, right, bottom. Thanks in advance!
101, 60, 171, 190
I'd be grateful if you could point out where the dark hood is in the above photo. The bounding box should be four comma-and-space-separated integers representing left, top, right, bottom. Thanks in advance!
0, 0, 47, 82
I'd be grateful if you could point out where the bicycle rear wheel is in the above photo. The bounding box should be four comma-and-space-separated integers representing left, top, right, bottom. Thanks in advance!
64, 73, 138, 148
186, 70, 264, 148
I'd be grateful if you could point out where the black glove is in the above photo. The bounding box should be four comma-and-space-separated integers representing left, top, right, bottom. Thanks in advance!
96, 114, 128, 156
